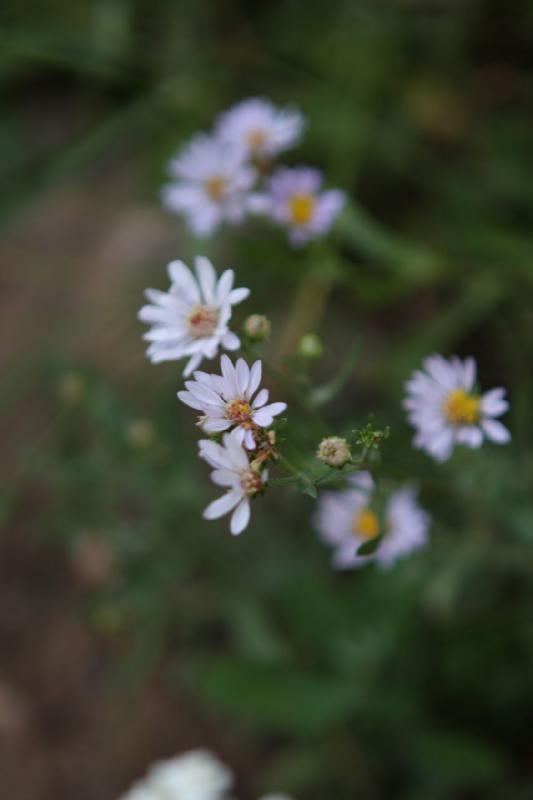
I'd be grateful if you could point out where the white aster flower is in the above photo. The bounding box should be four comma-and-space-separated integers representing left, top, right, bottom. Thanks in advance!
199, 428, 267, 535
178, 355, 287, 449
260, 167, 345, 246
403, 354, 511, 462
118, 749, 233, 800
162, 133, 257, 237
215, 97, 305, 160
139, 256, 249, 376
314, 472, 430, 570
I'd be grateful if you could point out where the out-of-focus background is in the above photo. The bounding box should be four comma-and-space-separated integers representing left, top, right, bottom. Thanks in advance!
2, 1, 533, 798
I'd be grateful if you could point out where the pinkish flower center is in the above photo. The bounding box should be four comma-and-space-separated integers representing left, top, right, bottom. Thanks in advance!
205, 176, 227, 201
226, 399, 253, 425
240, 469, 263, 496
288, 193, 315, 225
186, 305, 219, 338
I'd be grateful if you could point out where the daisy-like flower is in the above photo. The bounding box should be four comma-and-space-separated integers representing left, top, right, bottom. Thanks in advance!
118, 749, 233, 800
162, 133, 257, 237
403, 354, 511, 462
262, 167, 345, 246
139, 256, 249, 376
215, 97, 305, 160
314, 473, 430, 570
178, 355, 287, 449
199, 428, 267, 535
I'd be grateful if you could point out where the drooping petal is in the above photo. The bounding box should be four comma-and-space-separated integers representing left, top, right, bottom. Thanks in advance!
230, 499, 251, 535
203, 489, 243, 520
482, 418, 511, 444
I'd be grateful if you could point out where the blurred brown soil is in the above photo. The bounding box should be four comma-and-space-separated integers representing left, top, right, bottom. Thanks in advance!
0, 177, 244, 799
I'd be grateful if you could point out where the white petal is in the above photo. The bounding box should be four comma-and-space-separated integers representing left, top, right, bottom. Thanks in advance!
203, 490, 242, 520
177, 390, 204, 411
244, 429, 256, 449
481, 388, 509, 416
210, 469, 239, 487
166, 260, 200, 303
252, 388, 269, 408
222, 331, 240, 351
194, 256, 216, 304
247, 360, 262, 397
236, 358, 250, 395
228, 287, 250, 305
482, 418, 511, 444
230, 499, 251, 534
216, 269, 234, 304
456, 426, 483, 448
183, 353, 203, 376
220, 354, 239, 396
202, 418, 232, 433
252, 402, 287, 427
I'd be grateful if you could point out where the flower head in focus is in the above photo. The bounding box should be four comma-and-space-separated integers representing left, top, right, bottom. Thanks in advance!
179, 355, 286, 449
403, 354, 511, 462
162, 133, 256, 237
215, 97, 305, 161
314, 472, 430, 569
261, 167, 345, 246
199, 429, 267, 535
139, 257, 249, 376
316, 436, 351, 468
118, 749, 233, 800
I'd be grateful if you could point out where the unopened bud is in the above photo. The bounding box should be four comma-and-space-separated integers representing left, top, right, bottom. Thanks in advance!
243, 314, 271, 342
317, 436, 351, 468
298, 333, 323, 360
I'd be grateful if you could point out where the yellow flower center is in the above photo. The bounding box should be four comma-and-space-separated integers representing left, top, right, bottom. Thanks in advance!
443, 389, 481, 426
226, 399, 252, 424
288, 193, 315, 225
352, 508, 380, 539
246, 128, 268, 151
205, 176, 227, 201
186, 305, 219, 338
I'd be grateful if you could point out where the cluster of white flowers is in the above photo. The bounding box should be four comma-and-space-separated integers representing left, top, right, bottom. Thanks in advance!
118, 749, 294, 800
140, 99, 512, 567
140, 254, 286, 535
162, 97, 345, 245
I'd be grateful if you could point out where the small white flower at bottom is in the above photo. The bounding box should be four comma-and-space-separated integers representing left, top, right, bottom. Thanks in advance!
314, 472, 430, 570
178, 354, 287, 449
139, 256, 249, 376
403, 354, 511, 462
118, 749, 233, 800
199, 429, 267, 535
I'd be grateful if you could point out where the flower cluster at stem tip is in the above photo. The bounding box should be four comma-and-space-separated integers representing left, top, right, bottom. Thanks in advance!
139, 97, 512, 566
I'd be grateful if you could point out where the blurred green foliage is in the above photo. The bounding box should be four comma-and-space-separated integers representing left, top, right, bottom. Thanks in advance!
2, 1, 533, 798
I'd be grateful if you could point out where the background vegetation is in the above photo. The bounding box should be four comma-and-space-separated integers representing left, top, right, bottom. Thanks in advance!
1, 1, 533, 798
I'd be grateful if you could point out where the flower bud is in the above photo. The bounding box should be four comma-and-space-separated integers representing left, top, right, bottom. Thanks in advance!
317, 436, 351, 468
243, 314, 271, 342
298, 333, 323, 360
